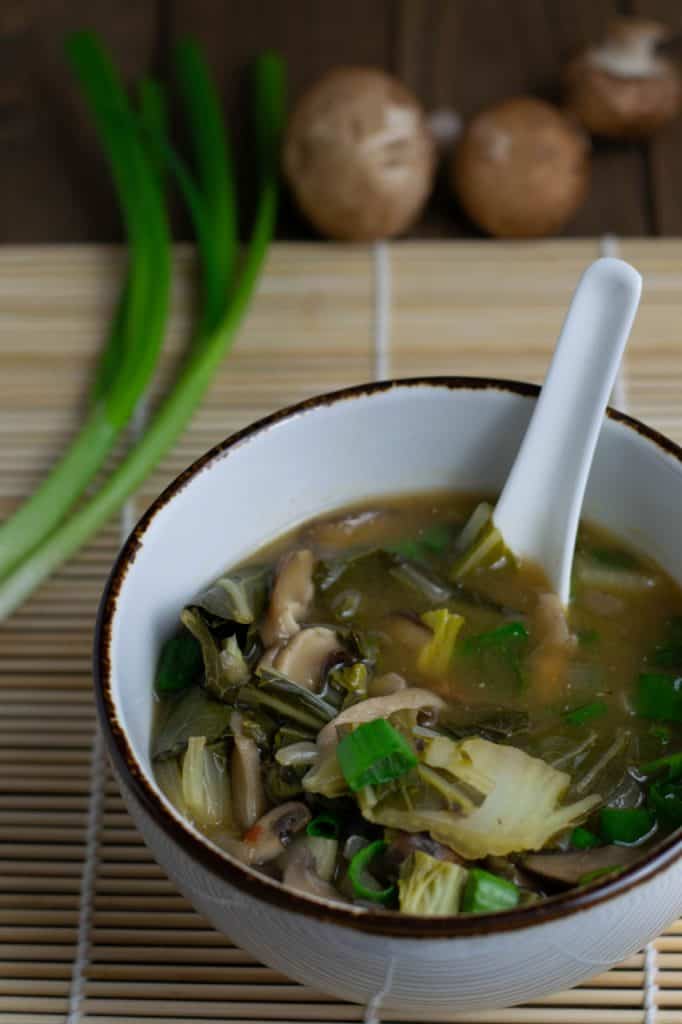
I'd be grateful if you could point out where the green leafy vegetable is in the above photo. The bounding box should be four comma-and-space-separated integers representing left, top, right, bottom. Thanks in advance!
599, 806, 655, 845
461, 867, 519, 913
417, 609, 464, 676
240, 669, 336, 730
640, 751, 682, 779
192, 565, 271, 625
0, 32, 171, 584
182, 735, 232, 828
651, 617, 682, 669
0, 48, 286, 619
180, 608, 234, 700
564, 701, 608, 727
337, 718, 418, 791
458, 622, 529, 691
571, 826, 601, 850
387, 523, 452, 562
152, 687, 232, 759
348, 839, 395, 904
398, 850, 468, 915
649, 779, 682, 827
155, 630, 203, 694
460, 622, 528, 654
635, 673, 682, 723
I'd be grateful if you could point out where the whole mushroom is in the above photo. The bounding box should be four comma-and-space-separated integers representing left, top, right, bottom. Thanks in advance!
564, 17, 682, 139
451, 97, 590, 238
283, 67, 436, 241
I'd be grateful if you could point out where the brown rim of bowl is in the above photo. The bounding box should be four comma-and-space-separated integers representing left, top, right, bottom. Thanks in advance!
94, 376, 682, 939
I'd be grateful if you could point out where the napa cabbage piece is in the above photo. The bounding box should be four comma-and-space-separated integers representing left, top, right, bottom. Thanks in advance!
417, 609, 464, 676
358, 736, 601, 859
152, 686, 232, 759
220, 634, 250, 685
181, 735, 232, 829
399, 850, 468, 915
450, 502, 511, 580
192, 565, 271, 624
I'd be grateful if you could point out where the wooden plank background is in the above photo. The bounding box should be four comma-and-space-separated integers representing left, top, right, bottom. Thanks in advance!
2, 0, 682, 242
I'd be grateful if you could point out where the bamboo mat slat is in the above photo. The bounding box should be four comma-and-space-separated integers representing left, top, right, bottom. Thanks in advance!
1, 240, 682, 1022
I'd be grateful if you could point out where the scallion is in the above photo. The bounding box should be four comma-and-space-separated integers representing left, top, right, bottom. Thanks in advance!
348, 839, 395, 905
564, 701, 608, 727
336, 718, 417, 792
571, 826, 601, 850
461, 868, 519, 914
635, 672, 682, 723
599, 806, 655, 845
306, 814, 341, 840
0, 48, 286, 619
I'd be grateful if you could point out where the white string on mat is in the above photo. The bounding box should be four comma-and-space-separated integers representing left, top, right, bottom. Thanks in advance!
67, 397, 148, 1023
644, 940, 659, 1024
373, 241, 391, 380
67, 726, 105, 1024
601, 234, 628, 411
364, 956, 396, 1024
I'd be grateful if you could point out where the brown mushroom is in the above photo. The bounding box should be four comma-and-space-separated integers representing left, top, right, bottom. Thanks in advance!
284, 67, 435, 241
260, 549, 314, 647
317, 686, 444, 749
522, 845, 642, 886
451, 97, 590, 238
564, 17, 682, 139
368, 672, 408, 698
282, 841, 346, 903
272, 626, 343, 692
230, 712, 267, 832
242, 802, 311, 864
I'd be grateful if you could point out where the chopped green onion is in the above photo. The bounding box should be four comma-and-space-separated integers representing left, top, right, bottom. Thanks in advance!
0, 50, 286, 619
460, 622, 528, 654
651, 617, 682, 669
337, 719, 417, 792
451, 521, 508, 580
461, 868, 519, 914
578, 864, 623, 886
155, 631, 203, 694
388, 523, 452, 562
348, 839, 395, 904
649, 779, 682, 827
564, 701, 608, 727
587, 546, 639, 570
571, 826, 601, 850
418, 608, 464, 676
640, 751, 682, 779
0, 32, 171, 583
635, 673, 682, 723
306, 814, 341, 840
599, 806, 655, 845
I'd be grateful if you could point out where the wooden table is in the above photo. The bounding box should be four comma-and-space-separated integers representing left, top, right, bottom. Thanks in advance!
2, 0, 682, 242
2, 239, 682, 1021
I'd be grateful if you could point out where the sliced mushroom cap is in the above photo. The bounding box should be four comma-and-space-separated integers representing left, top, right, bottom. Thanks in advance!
242, 801, 311, 864
382, 612, 433, 651
231, 712, 268, 832
282, 841, 346, 903
317, 686, 444, 749
301, 508, 398, 552
522, 845, 642, 886
272, 626, 343, 692
261, 549, 315, 647
368, 672, 408, 698
381, 830, 463, 880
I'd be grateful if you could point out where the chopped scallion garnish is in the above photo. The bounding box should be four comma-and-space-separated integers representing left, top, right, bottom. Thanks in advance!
461, 868, 519, 914
347, 839, 395, 904
336, 718, 417, 792
599, 806, 655, 845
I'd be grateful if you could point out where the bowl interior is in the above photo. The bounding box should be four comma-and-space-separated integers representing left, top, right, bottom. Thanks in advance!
103, 380, 682, 841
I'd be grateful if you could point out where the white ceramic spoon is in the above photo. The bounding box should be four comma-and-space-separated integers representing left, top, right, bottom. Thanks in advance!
493, 257, 642, 607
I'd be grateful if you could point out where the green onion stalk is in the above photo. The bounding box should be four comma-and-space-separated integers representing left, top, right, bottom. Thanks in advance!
0, 33, 172, 580
0, 45, 286, 620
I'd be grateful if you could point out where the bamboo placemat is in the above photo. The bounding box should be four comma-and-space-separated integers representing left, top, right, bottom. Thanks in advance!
2, 239, 682, 1022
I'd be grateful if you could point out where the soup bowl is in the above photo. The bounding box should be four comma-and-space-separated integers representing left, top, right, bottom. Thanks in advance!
95, 378, 682, 1013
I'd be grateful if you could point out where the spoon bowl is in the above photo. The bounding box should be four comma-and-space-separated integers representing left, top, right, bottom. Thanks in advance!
493, 257, 642, 604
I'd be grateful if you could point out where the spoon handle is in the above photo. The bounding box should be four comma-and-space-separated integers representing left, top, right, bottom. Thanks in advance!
493, 257, 642, 606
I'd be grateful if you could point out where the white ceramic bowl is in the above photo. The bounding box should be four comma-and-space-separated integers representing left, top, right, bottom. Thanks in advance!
95, 379, 682, 1014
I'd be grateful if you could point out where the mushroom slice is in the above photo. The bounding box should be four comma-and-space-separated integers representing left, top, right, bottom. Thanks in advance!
317, 686, 444, 749
260, 549, 315, 647
282, 841, 346, 903
522, 845, 642, 886
230, 712, 267, 832
242, 802, 311, 864
273, 626, 343, 692
368, 672, 408, 698
382, 612, 433, 651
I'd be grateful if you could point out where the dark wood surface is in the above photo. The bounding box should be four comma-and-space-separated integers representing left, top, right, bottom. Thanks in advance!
1, 0, 681, 241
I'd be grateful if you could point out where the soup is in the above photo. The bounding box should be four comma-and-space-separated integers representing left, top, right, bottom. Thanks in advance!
151, 494, 682, 915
